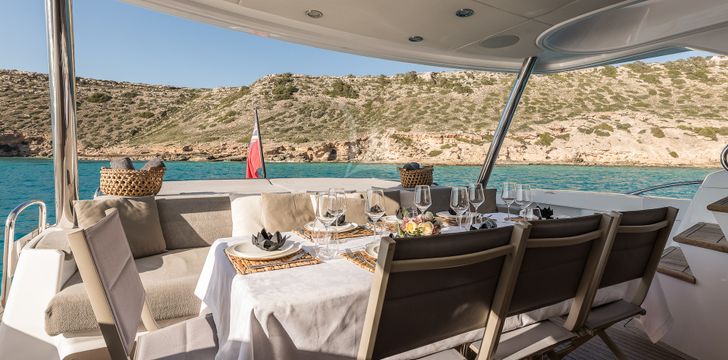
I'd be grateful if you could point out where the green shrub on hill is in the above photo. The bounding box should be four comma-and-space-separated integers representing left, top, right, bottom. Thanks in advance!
326, 79, 359, 99
87, 92, 112, 103
535, 133, 554, 146
650, 127, 666, 138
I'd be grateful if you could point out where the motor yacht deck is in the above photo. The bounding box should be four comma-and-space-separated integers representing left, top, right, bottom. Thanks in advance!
2, 0, 728, 359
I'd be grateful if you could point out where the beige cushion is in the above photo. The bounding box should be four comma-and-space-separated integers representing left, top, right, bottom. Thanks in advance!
156, 196, 232, 249
260, 193, 315, 232
45, 247, 208, 336
74, 196, 166, 258
230, 194, 265, 236
135, 313, 218, 360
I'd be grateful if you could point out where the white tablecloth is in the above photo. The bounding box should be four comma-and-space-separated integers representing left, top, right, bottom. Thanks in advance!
195, 214, 672, 359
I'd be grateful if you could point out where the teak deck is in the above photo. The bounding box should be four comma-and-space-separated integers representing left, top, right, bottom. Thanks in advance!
657, 246, 696, 284
674, 222, 728, 254
707, 196, 728, 213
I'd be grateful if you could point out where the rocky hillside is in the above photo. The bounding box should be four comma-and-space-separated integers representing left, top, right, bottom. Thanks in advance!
1, 56, 727, 166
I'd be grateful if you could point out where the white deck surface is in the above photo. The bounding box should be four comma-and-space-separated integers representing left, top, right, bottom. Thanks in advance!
158, 178, 401, 197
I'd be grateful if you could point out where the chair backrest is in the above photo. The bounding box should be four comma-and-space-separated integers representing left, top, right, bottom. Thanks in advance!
597, 207, 678, 305
358, 224, 531, 360
67, 210, 156, 359
507, 214, 618, 330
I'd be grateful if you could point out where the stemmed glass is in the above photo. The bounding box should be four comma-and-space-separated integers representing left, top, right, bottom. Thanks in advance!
414, 185, 432, 215
316, 192, 337, 259
515, 184, 533, 219
330, 188, 347, 225
450, 186, 470, 230
365, 189, 386, 235
502, 182, 517, 221
468, 183, 485, 214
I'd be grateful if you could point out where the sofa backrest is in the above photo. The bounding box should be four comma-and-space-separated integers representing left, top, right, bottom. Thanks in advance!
156, 196, 232, 249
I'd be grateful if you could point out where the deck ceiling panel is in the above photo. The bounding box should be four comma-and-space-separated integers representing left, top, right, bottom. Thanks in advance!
228, 0, 529, 52
124, 0, 728, 73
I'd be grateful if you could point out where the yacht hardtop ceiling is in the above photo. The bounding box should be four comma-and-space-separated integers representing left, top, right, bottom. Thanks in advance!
125, 0, 728, 73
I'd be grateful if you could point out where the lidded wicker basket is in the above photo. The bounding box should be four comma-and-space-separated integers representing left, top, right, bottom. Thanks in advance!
99, 168, 165, 197
398, 166, 433, 188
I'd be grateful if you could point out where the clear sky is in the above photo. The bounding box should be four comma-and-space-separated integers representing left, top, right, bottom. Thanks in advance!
0, 0, 716, 88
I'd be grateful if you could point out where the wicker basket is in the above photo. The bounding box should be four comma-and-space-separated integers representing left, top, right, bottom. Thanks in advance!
99, 168, 165, 197
398, 166, 433, 188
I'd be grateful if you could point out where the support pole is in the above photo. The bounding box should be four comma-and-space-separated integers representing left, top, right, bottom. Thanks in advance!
478, 57, 538, 186
45, 0, 79, 227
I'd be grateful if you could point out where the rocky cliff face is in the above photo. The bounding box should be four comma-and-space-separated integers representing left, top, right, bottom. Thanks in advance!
1, 55, 727, 167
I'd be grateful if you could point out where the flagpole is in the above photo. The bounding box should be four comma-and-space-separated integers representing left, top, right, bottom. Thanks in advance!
254, 108, 267, 178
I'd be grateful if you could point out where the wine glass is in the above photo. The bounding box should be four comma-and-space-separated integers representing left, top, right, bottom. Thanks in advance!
316, 192, 337, 258
366, 189, 386, 235
502, 182, 517, 221
414, 185, 432, 215
450, 186, 470, 230
330, 188, 347, 225
468, 183, 485, 214
515, 184, 533, 218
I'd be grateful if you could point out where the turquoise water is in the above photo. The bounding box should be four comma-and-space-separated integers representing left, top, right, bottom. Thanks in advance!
0, 158, 716, 244
0, 158, 717, 279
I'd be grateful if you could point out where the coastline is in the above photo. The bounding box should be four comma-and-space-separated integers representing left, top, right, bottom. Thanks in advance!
2, 155, 721, 169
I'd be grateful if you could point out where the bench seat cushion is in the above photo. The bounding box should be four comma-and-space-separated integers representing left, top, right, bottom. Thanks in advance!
45, 247, 208, 336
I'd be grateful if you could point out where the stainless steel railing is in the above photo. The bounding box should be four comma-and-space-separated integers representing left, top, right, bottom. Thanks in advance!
721, 144, 728, 172
2, 200, 47, 307
627, 180, 704, 196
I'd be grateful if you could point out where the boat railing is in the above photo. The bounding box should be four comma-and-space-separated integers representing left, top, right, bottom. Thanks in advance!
721, 144, 728, 172
2, 200, 47, 308
627, 180, 704, 196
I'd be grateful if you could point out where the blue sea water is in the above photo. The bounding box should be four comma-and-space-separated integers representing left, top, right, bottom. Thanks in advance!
0, 158, 717, 277
0, 157, 716, 238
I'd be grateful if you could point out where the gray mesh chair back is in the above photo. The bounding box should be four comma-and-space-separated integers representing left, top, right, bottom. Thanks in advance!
358, 224, 531, 360
599, 207, 678, 294
508, 214, 617, 328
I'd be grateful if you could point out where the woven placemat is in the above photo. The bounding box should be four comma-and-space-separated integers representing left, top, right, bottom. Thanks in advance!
225, 248, 321, 275
294, 226, 375, 241
341, 250, 377, 273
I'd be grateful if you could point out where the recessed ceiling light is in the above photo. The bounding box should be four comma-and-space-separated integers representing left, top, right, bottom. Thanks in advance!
408, 35, 424, 42
455, 8, 475, 17
305, 9, 323, 19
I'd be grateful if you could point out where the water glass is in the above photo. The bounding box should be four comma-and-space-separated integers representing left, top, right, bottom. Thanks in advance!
450, 186, 470, 230
468, 183, 485, 214
316, 192, 337, 256
366, 189, 386, 234
502, 182, 517, 220
515, 184, 533, 217
414, 185, 432, 215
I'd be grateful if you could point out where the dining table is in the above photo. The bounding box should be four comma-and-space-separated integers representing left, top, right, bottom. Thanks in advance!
194, 212, 673, 360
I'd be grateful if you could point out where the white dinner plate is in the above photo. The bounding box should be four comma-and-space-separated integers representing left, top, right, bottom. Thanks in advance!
304, 222, 357, 232
227, 240, 301, 260
381, 215, 399, 222
365, 242, 379, 258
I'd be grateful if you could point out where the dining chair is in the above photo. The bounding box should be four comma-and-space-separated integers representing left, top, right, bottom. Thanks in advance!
471, 213, 619, 359
551, 207, 678, 359
67, 209, 218, 360
357, 223, 532, 360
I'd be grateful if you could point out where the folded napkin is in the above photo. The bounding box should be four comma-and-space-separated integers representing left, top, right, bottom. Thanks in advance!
328, 212, 346, 226
251, 228, 289, 251
141, 157, 165, 171
470, 217, 497, 230
448, 208, 457, 215
110, 157, 134, 170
